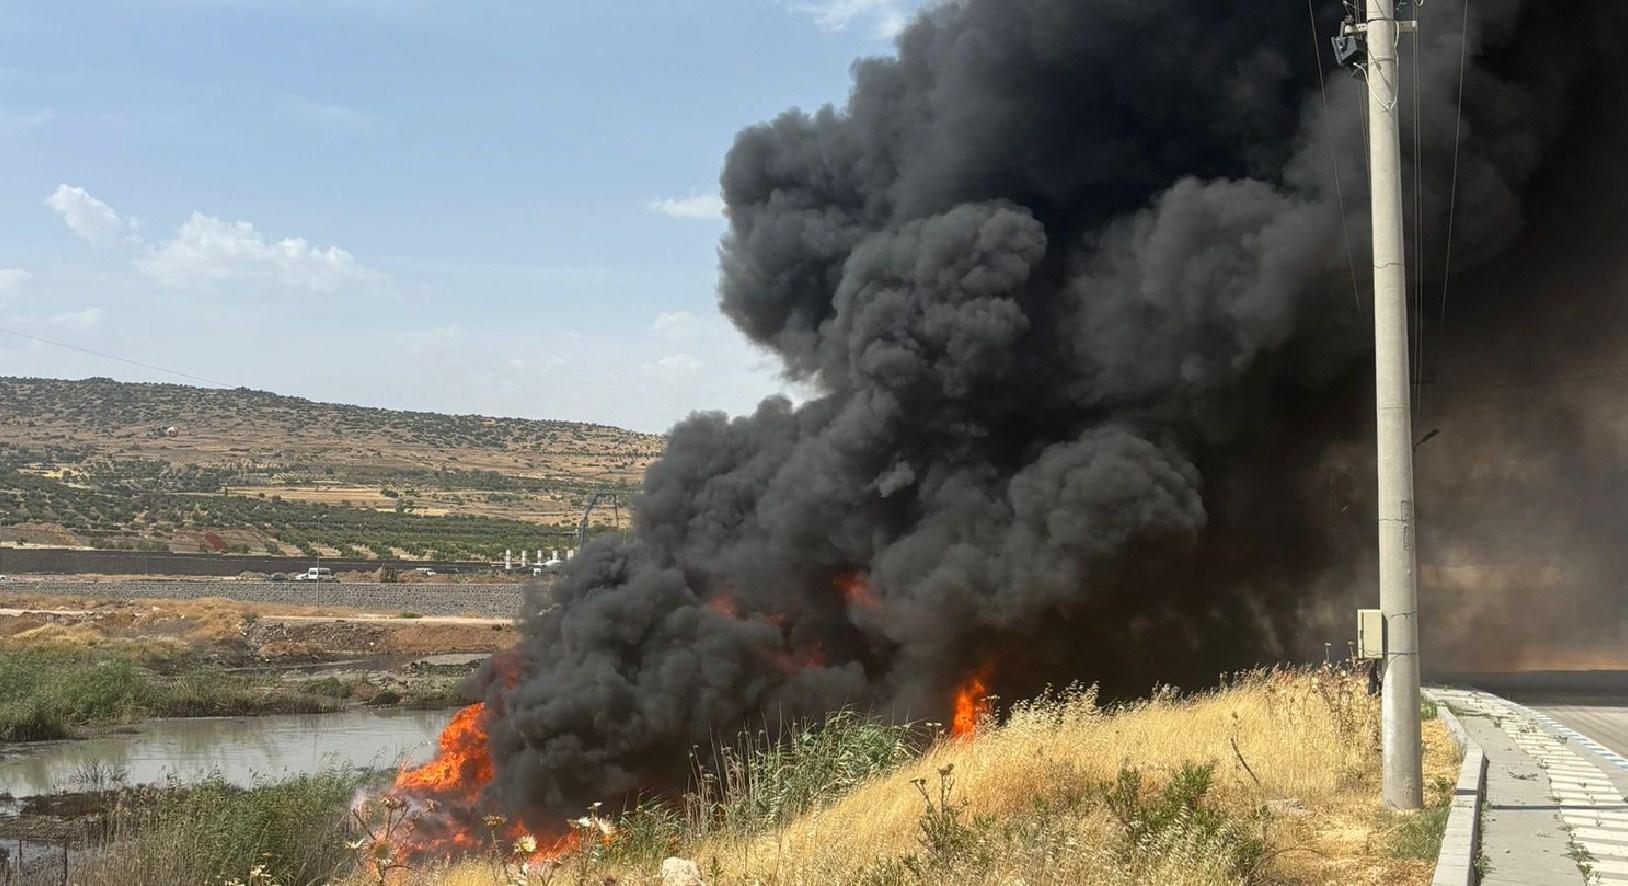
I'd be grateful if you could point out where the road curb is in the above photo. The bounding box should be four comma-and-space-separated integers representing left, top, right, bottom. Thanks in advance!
1427, 690, 1485, 886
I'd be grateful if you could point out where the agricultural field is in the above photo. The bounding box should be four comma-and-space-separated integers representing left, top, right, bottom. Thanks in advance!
0, 377, 662, 560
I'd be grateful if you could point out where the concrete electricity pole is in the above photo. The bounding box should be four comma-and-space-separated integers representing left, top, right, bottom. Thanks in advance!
1365, 0, 1423, 810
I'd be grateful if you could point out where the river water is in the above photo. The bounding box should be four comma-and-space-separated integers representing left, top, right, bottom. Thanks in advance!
0, 708, 450, 799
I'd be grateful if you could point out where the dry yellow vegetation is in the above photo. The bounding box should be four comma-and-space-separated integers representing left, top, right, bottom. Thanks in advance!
380, 668, 1457, 886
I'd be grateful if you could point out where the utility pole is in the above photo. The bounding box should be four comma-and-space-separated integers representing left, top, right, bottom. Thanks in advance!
1364, 0, 1423, 810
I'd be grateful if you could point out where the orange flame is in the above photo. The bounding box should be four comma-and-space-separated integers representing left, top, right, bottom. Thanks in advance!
836, 572, 879, 610
394, 702, 493, 801
771, 643, 828, 672
950, 665, 994, 739
708, 593, 741, 619
383, 703, 578, 865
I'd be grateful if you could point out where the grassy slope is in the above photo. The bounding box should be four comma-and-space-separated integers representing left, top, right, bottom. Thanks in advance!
390, 669, 1458, 886
0, 645, 352, 740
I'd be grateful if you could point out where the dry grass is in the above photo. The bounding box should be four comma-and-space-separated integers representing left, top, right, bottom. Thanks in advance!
0, 591, 371, 620
370, 668, 1458, 886
0, 594, 265, 655
0, 593, 517, 664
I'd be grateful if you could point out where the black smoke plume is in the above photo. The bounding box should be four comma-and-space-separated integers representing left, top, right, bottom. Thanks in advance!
478, 0, 1628, 818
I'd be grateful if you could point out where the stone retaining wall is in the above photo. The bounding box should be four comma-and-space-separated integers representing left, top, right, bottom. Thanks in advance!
5, 580, 529, 618
0, 547, 494, 578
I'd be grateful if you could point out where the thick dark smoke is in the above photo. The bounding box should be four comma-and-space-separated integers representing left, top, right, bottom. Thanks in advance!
480, 0, 1628, 819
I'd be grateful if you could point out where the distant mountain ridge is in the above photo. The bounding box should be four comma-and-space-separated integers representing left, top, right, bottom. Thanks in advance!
0, 376, 663, 560
0, 376, 656, 449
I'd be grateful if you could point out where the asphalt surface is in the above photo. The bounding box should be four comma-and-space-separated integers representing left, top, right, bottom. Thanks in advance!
1445, 671, 1628, 758
1435, 677, 1628, 885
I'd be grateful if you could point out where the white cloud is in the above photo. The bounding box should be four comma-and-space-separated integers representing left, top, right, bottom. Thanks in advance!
653, 353, 704, 374
282, 95, 373, 129
646, 193, 725, 220
790, 0, 929, 37
136, 212, 381, 291
653, 311, 699, 342
0, 269, 31, 302
44, 184, 136, 248
0, 107, 54, 133
44, 184, 381, 292
45, 307, 104, 327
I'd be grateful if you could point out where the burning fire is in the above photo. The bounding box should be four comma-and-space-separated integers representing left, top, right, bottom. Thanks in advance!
836, 571, 879, 610
371, 702, 585, 866
394, 702, 493, 802
950, 665, 994, 739
707, 593, 742, 619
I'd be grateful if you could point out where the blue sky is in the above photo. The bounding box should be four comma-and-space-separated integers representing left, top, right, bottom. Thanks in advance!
0, 0, 927, 433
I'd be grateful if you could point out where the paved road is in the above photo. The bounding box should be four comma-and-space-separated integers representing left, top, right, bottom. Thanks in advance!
1450, 671, 1628, 757
1439, 672, 1628, 884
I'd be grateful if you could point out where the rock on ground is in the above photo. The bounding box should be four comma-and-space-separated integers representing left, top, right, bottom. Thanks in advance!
660, 857, 704, 886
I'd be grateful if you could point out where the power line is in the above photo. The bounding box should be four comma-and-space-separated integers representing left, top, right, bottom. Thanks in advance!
1438, 0, 1472, 324
1306, 0, 1365, 315
0, 325, 237, 389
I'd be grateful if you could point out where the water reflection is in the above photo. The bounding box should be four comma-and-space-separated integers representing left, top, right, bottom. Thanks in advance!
0, 709, 450, 798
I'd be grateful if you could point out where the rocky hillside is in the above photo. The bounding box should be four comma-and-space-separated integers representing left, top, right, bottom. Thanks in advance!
0, 377, 663, 559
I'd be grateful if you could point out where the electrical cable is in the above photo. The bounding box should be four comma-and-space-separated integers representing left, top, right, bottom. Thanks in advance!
1307, 0, 1366, 315
1438, 0, 1471, 324
0, 326, 237, 389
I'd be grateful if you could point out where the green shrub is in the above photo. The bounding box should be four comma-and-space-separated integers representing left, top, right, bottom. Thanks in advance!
688, 710, 925, 836
146, 673, 342, 718
0, 649, 343, 738
0, 649, 144, 740
81, 769, 376, 886
1387, 774, 1455, 859
305, 677, 352, 699
600, 799, 686, 867
1104, 762, 1267, 876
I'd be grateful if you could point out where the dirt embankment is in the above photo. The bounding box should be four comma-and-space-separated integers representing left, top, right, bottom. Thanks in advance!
0, 592, 515, 664
0, 592, 516, 730
0, 579, 529, 618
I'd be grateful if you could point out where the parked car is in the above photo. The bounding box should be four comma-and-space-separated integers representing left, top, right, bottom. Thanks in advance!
268, 572, 287, 582
293, 567, 337, 583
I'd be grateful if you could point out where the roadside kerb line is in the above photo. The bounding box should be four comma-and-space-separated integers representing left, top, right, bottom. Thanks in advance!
1439, 687, 1628, 883
1427, 690, 1486, 886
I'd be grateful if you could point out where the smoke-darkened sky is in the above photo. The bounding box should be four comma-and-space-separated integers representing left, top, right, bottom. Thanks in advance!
475, 0, 1628, 824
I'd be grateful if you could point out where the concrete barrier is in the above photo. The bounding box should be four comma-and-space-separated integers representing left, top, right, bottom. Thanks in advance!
1428, 692, 1486, 886
4, 580, 529, 619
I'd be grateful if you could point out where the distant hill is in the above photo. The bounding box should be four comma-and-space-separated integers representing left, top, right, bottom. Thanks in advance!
0, 377, 664, 560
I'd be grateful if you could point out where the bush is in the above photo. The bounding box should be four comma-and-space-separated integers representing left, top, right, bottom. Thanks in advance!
0, 649, 343, 738
146, 673, 343, 718
688, 710, 925, 836
1104, 761, 1267, 877
0, 649, 144, 740
81, 769, 376, 886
